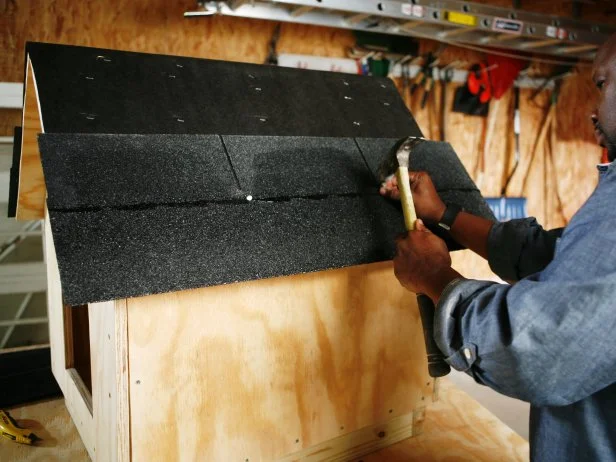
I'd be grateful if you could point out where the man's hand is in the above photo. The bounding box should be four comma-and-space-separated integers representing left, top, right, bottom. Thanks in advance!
394, 219, 462, 302
380, 171, 446, 224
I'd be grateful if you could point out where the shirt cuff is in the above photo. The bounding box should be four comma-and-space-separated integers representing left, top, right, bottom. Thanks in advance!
487, 218, 537, 282
434, 278, 496, 372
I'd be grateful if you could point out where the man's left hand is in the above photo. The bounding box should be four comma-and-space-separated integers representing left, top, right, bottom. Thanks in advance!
394, 219, 461, 302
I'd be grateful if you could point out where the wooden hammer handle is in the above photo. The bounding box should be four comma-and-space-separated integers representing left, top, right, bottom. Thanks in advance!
396, 166, 451, 378
396, 167, 417, 231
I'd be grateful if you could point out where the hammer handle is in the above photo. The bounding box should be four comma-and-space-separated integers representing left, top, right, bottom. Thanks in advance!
396, 167, 417, 231
396, 167, 451, 378
417, 294, 451, 377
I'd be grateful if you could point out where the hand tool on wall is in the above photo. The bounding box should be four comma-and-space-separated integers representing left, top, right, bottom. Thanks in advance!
410, 53, 434, 96
453, 63, 492, 117
264, 23, 281, 65
421, 65, 436, 109
0, 410, 38, 445
378, 137, 451, 378
409, 61, 427, 96
439, 67, 454, 142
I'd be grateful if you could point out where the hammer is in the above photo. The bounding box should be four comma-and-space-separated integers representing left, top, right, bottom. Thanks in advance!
378, 136, 451, 378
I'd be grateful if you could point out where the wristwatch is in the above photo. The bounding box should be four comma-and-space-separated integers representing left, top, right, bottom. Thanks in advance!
437, 203, 462, 231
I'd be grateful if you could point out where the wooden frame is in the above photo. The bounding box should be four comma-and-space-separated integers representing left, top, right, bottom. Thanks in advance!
44, 212, 130, 460
63, 303, 92, 396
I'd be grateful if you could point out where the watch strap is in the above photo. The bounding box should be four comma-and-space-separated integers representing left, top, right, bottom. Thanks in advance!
438, 203, 462, 231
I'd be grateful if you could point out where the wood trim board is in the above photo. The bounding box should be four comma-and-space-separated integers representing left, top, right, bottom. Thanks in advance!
277, 410, 420, 461
89, 299, 131, 462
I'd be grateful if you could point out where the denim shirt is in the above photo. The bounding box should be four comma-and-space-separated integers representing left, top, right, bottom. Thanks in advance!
435, 162, 616, 461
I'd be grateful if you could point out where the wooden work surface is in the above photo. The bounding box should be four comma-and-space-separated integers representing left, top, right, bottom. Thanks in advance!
364, 379, 529, 462
0, 379, 528, 461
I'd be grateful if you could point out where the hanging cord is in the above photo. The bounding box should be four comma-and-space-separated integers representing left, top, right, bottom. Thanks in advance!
545, 83, 568, 226
529, 66, 575, 109
520, 96, 556, 194
520, 68, 573, 193
520, 83, 567, 226
474, 70, 500, 190
501, 87, 521, 196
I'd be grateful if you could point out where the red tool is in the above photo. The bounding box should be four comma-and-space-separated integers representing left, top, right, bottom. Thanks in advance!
468, 63, 492, 104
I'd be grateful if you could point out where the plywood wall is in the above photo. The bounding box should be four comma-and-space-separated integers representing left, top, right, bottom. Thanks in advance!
1, 0, 604, 279
126, 262, 433, 460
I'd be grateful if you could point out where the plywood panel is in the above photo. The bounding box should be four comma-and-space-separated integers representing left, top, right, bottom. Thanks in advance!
127, 261, 434, 461
16, 58, 45, 220
1, 1, 355, 82
279, 410, 417, 461
362, 378, 529, 462
1, 378, 527, 462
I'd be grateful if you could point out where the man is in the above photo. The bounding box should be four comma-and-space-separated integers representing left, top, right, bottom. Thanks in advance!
381, 34, 616, 461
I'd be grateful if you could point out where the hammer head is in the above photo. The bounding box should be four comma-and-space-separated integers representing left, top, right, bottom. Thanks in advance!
377, 136, 426, 183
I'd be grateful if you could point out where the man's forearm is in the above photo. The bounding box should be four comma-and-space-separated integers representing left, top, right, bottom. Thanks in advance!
447, 211, 495, 260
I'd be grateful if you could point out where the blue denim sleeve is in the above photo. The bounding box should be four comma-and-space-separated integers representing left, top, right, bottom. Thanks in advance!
488, 218, 564, 282
434, 213, 616, 407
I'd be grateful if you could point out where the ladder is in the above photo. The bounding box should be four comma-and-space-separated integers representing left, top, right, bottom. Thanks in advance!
186, 0, 616, 62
